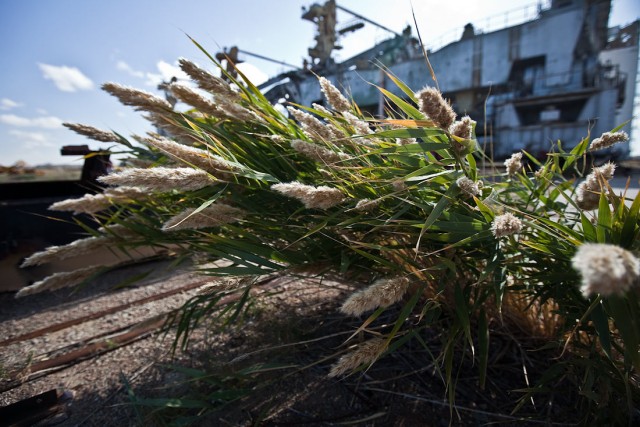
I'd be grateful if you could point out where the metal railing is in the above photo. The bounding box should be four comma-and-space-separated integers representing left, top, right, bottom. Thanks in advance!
423, 0, 552, 52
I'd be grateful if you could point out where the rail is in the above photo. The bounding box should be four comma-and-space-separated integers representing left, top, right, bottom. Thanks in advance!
423, 0, 552, 52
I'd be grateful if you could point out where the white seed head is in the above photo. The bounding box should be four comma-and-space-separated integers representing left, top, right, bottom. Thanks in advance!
589, 131, 628, 152
328, 338, 388, 377
169, 84, 223, 117
575, 162, 616, 210
340, 277, 410, 316
287, 106, 339, 141
415, 86, 456, 129
291, 139, 349, 164
49, 193, 113, 215
271, 181, 344, 209
21, 236, 111, 267
572, 243, 639, 297
456, 176, 482, 198
102, 83, 172, 114
449, 116, 475, 140
63, 123, 120, 143
342, 111, 373, 135
15, 265, 104, 298
142, 136, 237, 178
504, 152, 523, 176
491, 212, 523, 238
178, 58, 240, 101
319, 76, 351, 113
98, 167, 216, 192
354, 198, 380, 212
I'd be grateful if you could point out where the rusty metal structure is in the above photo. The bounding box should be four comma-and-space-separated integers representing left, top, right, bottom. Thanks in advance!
259, 0, 640, 159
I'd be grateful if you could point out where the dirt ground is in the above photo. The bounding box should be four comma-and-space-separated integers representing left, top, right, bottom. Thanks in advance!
0, 258, 584, 426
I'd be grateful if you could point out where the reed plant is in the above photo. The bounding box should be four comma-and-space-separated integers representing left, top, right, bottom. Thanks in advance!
19, 39, 639, 423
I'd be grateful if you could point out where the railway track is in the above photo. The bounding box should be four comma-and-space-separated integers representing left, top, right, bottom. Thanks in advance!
0, 270, 285, 395
0, 278, 210, 394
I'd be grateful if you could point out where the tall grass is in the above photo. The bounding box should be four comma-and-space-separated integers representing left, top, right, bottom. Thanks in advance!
20, 39, 639, 423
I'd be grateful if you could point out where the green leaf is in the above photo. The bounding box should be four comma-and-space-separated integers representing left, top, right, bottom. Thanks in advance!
620, 190, 640, 248
596, 193, 611, 243
415, 185, 457, 251
607, 295, 640, 371
590, 301, 612, 360
376, 86, 423, 119
581, 213, 597, 242
372, 127, 451, 141
454, 282, 473, 353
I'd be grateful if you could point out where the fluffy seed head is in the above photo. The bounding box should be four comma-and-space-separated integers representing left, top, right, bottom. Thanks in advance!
457, 176, 482, 198
340, 277, 411, 316
103, 186, 149, 200
342, 111, 373, 135
291, 139, 349, 164
49, 193, 113, 215
328, 338, 388, 377
312, 103, 333, 116
287, 106, 339, 141
272, 182, 344, 209
48, 186, 148, 215
98, 167, 216, 192
142, 136, 237, 178
319, 76, 351, 112
575, 184, 601, 210
572, 243, 639, 297
169, 84, 223, 117
102, 83, 172, 114
575, 162, 616, 210
415, 87, 456, 129
504, 152, 523, 176
354, 198, 380, 212
534, 166, 547, 180
63, 123, 120, 143
21, 236, 111, 267
449, 116, 475, 140
216, 98, 265, 123
491, 212, 523, 238
15, 265, 104, 298
178, 58, 240, 101
589, 131, 628, 152
162, 203, 246, 231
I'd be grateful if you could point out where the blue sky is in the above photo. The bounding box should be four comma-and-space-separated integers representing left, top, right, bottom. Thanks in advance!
1, 0, 638, 166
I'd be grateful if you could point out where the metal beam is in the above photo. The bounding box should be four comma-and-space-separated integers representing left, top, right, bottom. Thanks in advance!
237, 49, 301, 70
335, 4, 401, 37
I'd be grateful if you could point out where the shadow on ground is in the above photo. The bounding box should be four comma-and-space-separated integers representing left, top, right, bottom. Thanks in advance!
42, 278, 581, 427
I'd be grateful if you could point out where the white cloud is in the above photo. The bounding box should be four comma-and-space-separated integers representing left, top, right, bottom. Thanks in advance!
9, 130, 54, 148
0, 114, 63, 129
0, 98, 22, 110
38, 63, 94, 92
117, 59, 191, 88
116, 60, 145, 78
144, 60, 190, 86
236, 62, 268, 85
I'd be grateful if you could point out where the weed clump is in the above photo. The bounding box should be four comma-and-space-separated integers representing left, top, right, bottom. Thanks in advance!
18, 44, 640, 424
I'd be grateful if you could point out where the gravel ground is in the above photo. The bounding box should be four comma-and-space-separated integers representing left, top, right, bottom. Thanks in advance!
0, 261, 363, 426
0, 259, 213, 424
0, 260, 588, 426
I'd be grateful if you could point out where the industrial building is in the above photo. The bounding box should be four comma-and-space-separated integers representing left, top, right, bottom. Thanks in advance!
259, 0, 639, 159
